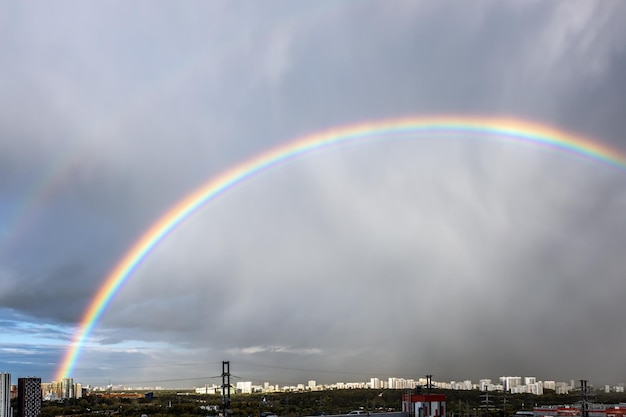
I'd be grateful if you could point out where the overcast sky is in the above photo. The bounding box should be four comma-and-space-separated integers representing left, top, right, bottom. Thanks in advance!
2, 1, 626, 390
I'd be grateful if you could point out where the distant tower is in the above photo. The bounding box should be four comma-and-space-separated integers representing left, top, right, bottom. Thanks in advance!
221, 361, 232, 417
17, 378, 42, 417
580, 380, 589, 417
0, 373, 11, 417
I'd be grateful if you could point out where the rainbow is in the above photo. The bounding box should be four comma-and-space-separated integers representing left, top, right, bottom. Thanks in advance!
55, 115, 626, 380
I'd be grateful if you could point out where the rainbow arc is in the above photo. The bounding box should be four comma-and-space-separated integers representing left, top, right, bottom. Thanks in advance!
55, 116, 626, 381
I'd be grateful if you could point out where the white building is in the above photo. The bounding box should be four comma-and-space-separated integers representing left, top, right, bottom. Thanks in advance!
500, 376, 522, 391
528, 382, 543, 395
437, 382, 452, 390
370, 378, 381, 389
236, 381, 252, 394
544, 381, 556, 391
555, 382, 570, 394
388, 378, 401, 389
450, 380, 473, 391
75, 383, 83, 399
479, 379, 492, 391
195, 385, 221, 394
0, 373, 10, 417
525, 377, 537, 386
511, 385, 529, 394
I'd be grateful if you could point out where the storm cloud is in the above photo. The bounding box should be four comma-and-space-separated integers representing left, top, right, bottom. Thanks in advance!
1, 1, 626, 388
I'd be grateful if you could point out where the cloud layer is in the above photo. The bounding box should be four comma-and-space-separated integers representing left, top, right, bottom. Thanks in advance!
1, 0, 626, 387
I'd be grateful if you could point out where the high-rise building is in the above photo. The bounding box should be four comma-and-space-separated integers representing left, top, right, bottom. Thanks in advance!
528, 382, 543, 395
236, 381, 252, 394
500, 376, 521, 391
61, 378, 74, 399
17, 378, 41, 417
0, 373, 11, 417
479, 379, 492, 391
525, 377, 537, 386
544, 381, 556, 391
74, 383, 82, 399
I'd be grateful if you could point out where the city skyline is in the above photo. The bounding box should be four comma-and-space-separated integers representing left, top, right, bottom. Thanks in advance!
3, 366, 625, 395
2, 1, 626, 388
5, 372, 626, 417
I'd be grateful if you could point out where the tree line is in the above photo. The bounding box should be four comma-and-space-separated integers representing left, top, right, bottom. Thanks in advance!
31, 387, 626, 417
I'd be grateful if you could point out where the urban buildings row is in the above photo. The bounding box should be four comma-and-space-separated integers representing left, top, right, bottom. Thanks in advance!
193, 377, 625, 396
40, 378, 84, 401
3, 369, 626, 413
0, 373, 42, 417
0, 372, 87, 417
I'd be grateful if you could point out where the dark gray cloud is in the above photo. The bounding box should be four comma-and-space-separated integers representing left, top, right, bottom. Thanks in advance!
1, 0, 626, 388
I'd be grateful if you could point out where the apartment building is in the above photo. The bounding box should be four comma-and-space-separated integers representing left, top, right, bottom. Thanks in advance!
17, 378, 41, 417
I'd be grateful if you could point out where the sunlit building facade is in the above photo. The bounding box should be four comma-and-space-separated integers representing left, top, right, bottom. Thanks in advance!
236, 381, 252, 394
61, 378, 73, 399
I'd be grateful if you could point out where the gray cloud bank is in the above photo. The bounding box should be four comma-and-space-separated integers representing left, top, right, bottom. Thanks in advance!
1, 1, 626, 386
